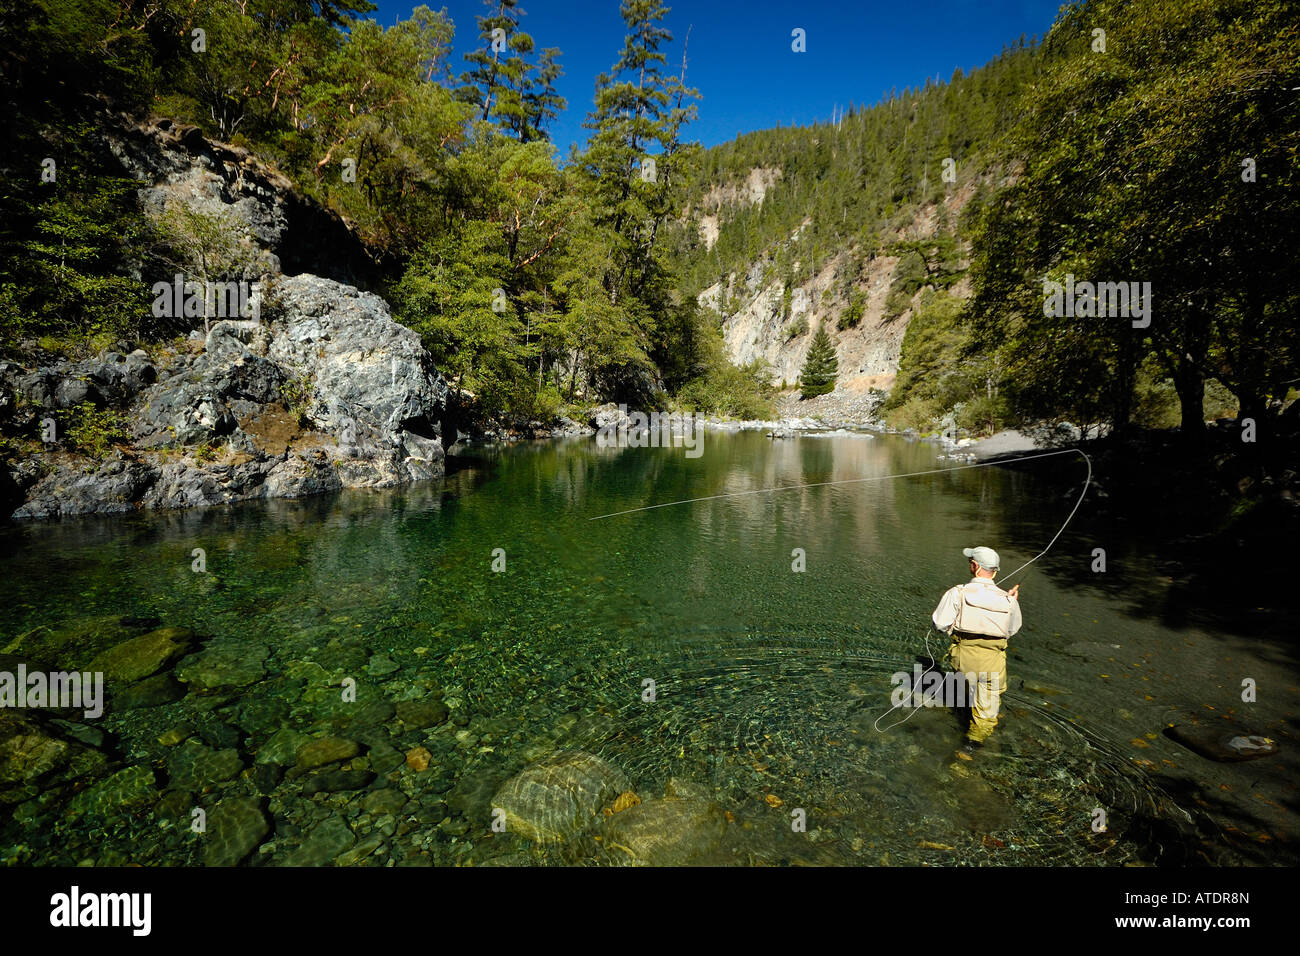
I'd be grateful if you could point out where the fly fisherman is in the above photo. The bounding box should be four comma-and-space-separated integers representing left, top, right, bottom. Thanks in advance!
931, 546, 1022, 751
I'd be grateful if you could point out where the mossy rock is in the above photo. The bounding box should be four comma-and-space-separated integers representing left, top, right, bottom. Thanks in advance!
88, 627, 195, 683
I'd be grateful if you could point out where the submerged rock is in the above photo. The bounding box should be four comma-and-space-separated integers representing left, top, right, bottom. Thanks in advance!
66, 765, 157, 820
114, 672, 187, 710
491, 751, 631, 844
295, 736, 361, 770
604, 785, 727, 866
0, 710, 110, 805
88, 626, 195, 682
279, 814, 355, 866
396, 698, 448, 730
302, 769, 375, 795
205, 796, 271, 867
165, 740, 243, 791
176, 643, 268, 691
256, 728, 312, 766
1165, 723, 1279, 762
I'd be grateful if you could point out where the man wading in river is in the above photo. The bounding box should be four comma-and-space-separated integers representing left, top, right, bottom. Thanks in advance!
931, 546, 1022, 753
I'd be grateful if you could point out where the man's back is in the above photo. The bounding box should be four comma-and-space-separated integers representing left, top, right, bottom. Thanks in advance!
932, 578, 1022, 638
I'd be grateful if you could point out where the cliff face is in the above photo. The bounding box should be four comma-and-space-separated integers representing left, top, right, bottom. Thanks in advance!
692, 170, 978, 399
2, 121, 449, 520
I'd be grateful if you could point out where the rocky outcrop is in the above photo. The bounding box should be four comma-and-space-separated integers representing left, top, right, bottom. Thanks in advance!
2, 113, 452, 520
101, 116, 380, 284
5, 273, 450, 519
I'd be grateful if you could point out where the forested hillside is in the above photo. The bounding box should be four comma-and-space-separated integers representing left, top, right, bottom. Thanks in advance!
662, 42, 1039, 423
2, 0, 1296, 444
669, 0, 1297, 442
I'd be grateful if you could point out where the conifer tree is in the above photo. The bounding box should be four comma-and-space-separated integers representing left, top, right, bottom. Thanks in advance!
799, 324, 839, 398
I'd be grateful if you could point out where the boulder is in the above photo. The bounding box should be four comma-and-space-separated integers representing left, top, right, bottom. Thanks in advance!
491, 751, 630, 844
87, 626, 195, 683
604, 782, 727, 866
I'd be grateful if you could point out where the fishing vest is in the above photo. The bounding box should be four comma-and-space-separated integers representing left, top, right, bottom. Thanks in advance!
952, 582, 1016, 640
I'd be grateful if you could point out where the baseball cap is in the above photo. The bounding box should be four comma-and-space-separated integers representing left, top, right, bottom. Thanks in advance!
963, 546, 1000, 571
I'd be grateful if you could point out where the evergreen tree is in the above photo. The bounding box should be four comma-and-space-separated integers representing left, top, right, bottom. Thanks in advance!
799, 324, 839, 398
581, 0, 698, 302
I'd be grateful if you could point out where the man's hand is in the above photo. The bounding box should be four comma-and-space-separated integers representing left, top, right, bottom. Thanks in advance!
1007, 584, 1020, 599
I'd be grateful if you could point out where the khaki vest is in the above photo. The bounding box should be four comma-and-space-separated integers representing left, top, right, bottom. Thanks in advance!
953, 583, 1016, 639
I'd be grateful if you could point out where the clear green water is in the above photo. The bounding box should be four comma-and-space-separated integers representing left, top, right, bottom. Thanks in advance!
0, 431, 1282, 866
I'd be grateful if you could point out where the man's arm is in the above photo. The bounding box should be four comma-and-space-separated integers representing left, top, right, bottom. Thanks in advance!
932, 587, 961, 633
1008, 595, 1022, 636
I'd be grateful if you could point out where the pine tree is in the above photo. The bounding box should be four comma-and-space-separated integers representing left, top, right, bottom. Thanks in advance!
459, 0, 526, 124
799, 324, 839, 398
580, 0, 698, 301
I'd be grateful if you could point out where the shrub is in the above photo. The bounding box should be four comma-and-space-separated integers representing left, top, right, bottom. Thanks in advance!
56, 402, 128, 458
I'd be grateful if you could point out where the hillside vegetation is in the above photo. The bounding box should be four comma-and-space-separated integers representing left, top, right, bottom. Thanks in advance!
2, 0, 1295, 444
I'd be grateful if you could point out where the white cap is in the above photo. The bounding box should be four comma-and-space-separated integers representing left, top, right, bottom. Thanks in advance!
963, 546, 1000, 571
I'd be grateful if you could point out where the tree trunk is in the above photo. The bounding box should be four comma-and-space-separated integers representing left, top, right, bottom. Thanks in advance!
1174, 366, 1205, 443
567, 349, 581, 401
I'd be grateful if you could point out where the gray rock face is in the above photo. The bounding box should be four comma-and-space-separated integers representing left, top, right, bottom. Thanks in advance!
5, 274, 449, 520
3, 118, 450, 521
101, 118, 375, 283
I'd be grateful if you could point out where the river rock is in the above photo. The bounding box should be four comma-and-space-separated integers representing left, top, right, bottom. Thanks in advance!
361, 787, 408, 816
219, 695, 289, 735
66, 766, 157, 820
0, 710, 110, 805
256, 728, 312, 766
302, 770, 376, 795
295, 736, 361, 769
87, 626, 195, 682
3, 614, 139, 669
252, 763, 284, 795
165, 740, 243, 790
205, 796, 271, 867
176, 643, 268, 691
280, 814, 355, 866
604, 790, 727, 865
396, 698, 448, 730
1165, 723, 1279, 762
113, 672, 187, 710
491, 751, 631, 844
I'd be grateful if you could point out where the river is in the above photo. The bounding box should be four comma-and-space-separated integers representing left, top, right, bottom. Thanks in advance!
1, 430, 1294, 866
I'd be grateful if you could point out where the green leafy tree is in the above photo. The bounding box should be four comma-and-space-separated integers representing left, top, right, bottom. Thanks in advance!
967, 0, 1300, 442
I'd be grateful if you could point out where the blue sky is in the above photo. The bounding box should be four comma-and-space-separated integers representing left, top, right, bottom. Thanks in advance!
366, 0, 1067, 154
